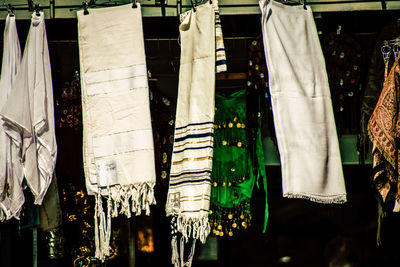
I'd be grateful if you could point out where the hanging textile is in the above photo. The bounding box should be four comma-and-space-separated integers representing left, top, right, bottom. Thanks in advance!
213, 0, 227, 73
209, 89, 268, 237
77, 4, 156, 261
0, 12, 57, 207
165, 2, 215, 267
0, 14, 24, 221
368, 61, 400, 211
259, 0, 347, 203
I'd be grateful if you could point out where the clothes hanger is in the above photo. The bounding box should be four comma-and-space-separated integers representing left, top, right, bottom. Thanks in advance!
34, 3, 41, 16
7, 4, 14, 17
191, 0, 212, 12
83, 0, 137, 15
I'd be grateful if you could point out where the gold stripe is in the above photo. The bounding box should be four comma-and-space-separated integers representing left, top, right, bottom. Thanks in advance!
172, 156, 212, 165
173, 139, 212, 148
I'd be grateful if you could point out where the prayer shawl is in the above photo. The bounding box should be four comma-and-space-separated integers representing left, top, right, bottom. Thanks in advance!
259, 0, 347, 203
77, 4, 156, 261
0, 14, 24, 221
368, 61, 400, 209
165, 2, 215, 267
0, 12, 57, 208
213, 0, 226, 73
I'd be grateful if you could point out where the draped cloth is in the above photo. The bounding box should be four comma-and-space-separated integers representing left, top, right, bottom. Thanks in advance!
77, 4, 156, 260
0, 14, 24, 221
259, 0, 347, 203
368, 61, 400, 208
165, 2, 215, 267
1, 12, 57, 208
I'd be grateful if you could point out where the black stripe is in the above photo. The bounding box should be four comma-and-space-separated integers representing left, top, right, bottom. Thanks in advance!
175, 122, 214, 130
175, 132, 213, 142
170, 169, 211, 178
170, 178, 210, 186
216, 59, 227, 65
181, 209, 210, 213
173, 145, 213, 154
216, 48, 225, 52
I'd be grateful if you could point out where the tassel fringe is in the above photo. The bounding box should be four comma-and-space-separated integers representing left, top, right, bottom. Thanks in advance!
177, 214, 211, 243
94, 182, 156, 261
283, 192, 347, 204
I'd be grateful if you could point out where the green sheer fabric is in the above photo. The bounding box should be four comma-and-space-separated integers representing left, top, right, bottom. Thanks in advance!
209, 89, 268, 237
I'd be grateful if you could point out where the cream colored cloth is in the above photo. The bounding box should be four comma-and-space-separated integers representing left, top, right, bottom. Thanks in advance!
165, 3, 215, 267
0, 14, 24, 221
77, 3, 156, 261
259, 0, 346, 203
1, 12, 57, 208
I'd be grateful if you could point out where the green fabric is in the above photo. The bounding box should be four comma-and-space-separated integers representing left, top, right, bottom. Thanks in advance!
209, 89, 268, 236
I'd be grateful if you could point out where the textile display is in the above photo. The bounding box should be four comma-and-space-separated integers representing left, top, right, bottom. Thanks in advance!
1, 12, 57, 207
77, 4, 156, 260
213, 0, 227, 73
209, 89, 268, 237
259, 0, 347, 203
0, 14, 24, 221
165, 2, 215, 267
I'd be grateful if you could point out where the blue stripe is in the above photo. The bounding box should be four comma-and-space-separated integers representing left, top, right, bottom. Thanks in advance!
175, 121, 213, 130
170, 168, 211, 176
216, 48, 225, 52
170, 178, 211, 186
173, 145, 213, 154
216, 59, 226, 65
171, 174, 212, 182
174, 132, 213, 142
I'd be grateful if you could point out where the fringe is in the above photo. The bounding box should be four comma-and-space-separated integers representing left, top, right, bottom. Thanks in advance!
177, 214, 211, 243
283, 192, 347, 204
94, 182, 156, 261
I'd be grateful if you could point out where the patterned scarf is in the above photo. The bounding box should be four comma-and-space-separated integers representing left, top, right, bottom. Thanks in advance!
368, 61, 400, 208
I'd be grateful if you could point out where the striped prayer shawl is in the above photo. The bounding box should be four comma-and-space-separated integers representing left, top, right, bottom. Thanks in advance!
166, 2, 215, 267
214, 0, 227, 73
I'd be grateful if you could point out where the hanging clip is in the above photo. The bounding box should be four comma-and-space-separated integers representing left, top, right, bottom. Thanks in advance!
191, 0, 196, 12
34, 4, 41, 16
132, 0, 137, 8
393, 39, 400, 61
381, 41, 391, 65
303, 0, 307, 10
82, 1, 89, 15
7, 4, 14, 17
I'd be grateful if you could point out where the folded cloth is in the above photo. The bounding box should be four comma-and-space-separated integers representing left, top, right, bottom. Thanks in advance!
1, 12, 57, 208
0, 14, 24, 221
213, 0, 227, 73
165, 2, 215, 267
259, 0, 346, 203
77, 4, 156, 261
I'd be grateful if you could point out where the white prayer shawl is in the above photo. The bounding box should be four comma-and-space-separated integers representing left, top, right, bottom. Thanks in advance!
0, 14, 24, 221
213, 0, 226, 73
0, 12, 57, 207
77, 4, 156, 261
166, 2, 215, 267
259, 0, 347, 203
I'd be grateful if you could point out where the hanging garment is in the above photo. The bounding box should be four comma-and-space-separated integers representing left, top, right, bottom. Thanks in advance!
77, 4, 156, 261
368, 61, 400, 209
209, 89, 268, 237
165, 2, 215, 267
0, 14, 24, 221
259, 0, 346, 203
1, 12, 57, 207
213, 0, 227, 73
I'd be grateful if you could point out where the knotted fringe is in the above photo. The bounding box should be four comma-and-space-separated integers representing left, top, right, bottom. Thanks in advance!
94, 182, 156, 261
376, 203, 387, 246
170, 215, 210, 267
283, 192, 347, 204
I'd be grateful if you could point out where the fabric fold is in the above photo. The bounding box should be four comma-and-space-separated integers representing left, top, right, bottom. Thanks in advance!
0, 14, 24, 221
77, 3, 156, 261
0, 12, 57, 207
259, 0, 346, 203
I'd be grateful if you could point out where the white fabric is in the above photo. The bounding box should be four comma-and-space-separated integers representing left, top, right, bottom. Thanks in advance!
259, 0, 346, 203
0, 12, 57, 207
166, 3, 215, 267
77, 3, 156, 261
0, 15, 24, 221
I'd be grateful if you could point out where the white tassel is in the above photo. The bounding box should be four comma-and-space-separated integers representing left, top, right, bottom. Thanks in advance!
171, 235, 180, 267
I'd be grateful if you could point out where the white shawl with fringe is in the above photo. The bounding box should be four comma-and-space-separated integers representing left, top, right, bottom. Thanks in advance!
77, 3, 156, 261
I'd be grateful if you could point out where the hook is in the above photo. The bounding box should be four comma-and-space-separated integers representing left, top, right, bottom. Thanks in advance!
34, 3, 41, 16
82, 1, 89, 15
7, 4, 14, 17
191, 0, 196, 12
303, 0, 307, 10
132, 0, 137, 8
